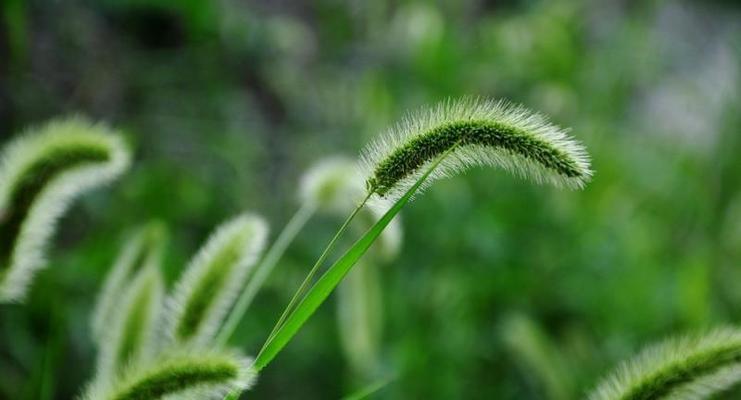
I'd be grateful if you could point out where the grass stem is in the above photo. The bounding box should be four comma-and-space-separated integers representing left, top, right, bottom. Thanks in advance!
216, 202, 317, 346
262, 192, 372, 346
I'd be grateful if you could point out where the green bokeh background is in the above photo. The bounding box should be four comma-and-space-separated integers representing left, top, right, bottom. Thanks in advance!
1, 0, 740, 398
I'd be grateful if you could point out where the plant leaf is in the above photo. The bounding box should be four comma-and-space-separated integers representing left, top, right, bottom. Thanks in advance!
216, 202, 315, 346
254, 150, 440, 370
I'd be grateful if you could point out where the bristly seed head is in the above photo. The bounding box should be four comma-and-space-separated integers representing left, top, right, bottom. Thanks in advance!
359, 98, 592, 204
165, 213, 268, 347
0, 116, 130, 302
589, 328, 741, 400
82, 349, 256, 400
91, 221, 168, 344
95, 265, 164, 381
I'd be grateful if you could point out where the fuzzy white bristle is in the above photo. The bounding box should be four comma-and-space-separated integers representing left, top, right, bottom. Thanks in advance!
82, 348, 257, 400
0, 117, 130, 302
164, 213, 268, 347
95, 265, 164, 382
91, 222, 167, 344
358, 97, 593, 208
589, 328, 741, 400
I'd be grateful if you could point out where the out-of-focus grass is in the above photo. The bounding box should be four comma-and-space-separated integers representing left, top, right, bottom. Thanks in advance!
0, 0, 740, 398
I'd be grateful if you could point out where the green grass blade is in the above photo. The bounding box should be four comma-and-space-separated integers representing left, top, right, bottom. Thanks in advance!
253, 148, 448, 371
261, 193, 370, 347
216, 202, 316, 346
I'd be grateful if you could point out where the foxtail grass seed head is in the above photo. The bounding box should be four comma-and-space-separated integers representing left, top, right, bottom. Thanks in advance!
0, 117, 130, 302
359, 98, 592, 205
96, 266, 165, 381
589, 328, 741, 400
92, 221, 168, 343
83, 349, 256, 400
165, 214, 268, 346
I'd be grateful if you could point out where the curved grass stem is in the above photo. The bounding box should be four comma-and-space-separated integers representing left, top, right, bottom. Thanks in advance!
216, 202, 317, 346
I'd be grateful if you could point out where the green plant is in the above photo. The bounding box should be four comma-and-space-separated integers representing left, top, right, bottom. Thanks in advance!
298, 156, 402, 381
253, 97, 592, 376
91, 222, 167, 344
95, 265, 164, 379
360, 98, 591, 202
85, 214, 267, 399
4, 97, 595, 398
82, 349, 256, 400
0, 117, 130, 302
589, 329, 741, 400
216, 156, 401, 348
165, 214, 268, 347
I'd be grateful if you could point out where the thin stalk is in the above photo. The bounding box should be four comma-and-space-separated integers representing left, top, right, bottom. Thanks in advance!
263, 192, 372, 345
217, 202, 317, 346
254, 142, 462, 371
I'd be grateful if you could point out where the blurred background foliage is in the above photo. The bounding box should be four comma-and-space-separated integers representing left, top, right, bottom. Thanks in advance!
0, 0, 740, 398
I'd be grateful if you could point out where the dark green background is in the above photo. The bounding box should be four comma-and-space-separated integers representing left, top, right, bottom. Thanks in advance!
1, 0, 740, 398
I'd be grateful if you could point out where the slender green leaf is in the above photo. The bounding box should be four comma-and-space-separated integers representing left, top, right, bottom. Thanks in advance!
254, 150, 445, 370
216, 203, 315, 346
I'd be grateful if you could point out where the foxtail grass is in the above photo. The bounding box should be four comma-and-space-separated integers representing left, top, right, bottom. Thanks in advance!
165, 214, 268, 346
589, 328, 741, 400
95, 266, 164, 380
254, 98, 591, 372
91, 222, 167, 343
0, 117, 130, 302
82, 349, 256, 400
360, 98, 591, 204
